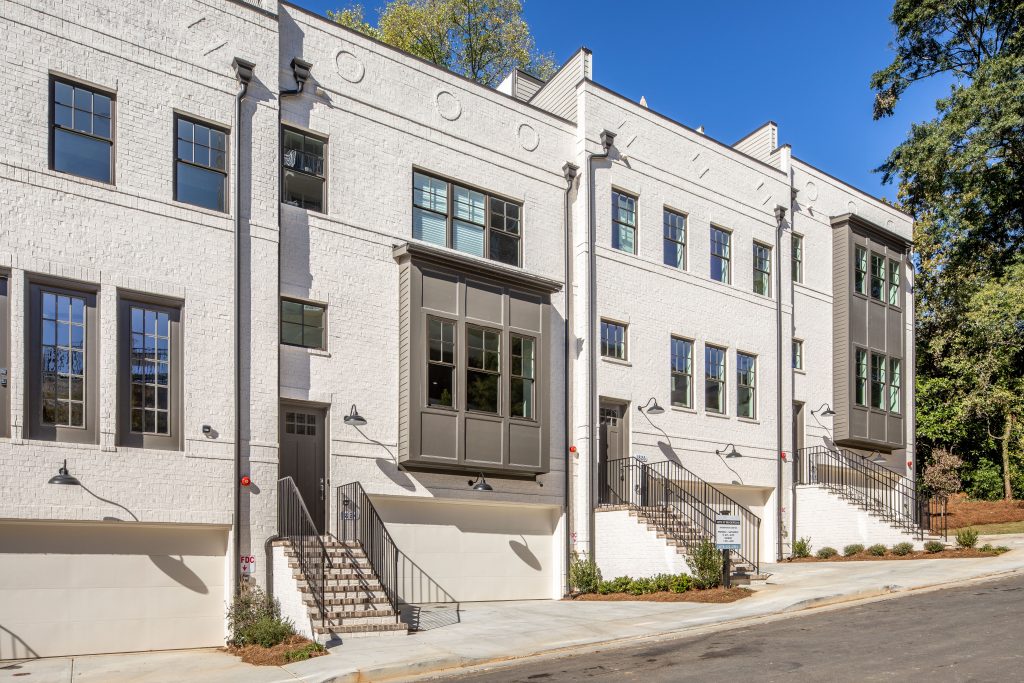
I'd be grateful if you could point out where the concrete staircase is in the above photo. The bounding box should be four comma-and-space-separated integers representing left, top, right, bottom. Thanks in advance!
277, 539, 408, 641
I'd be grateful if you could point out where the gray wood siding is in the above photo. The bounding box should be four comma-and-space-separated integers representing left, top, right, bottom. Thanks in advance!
530, 49, 590, 122
733, 123, 777, 165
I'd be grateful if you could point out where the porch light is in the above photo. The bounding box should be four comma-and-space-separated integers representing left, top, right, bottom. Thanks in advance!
343, 404, 367, 426
716, 444, 743, 459
638, 397, 665, 415
469, 473, 493, 492
48, 459, 81, 486
811, 403, 836, 417
868, 451, 887, 464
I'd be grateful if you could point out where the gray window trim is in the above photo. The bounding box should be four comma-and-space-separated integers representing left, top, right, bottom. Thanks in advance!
854, 245, 868, 296
705, 344, 727, 414
510, 332, 537, 421
611, 190, 638, 255
736, 351, 757, 419
281, 124, 327, 213
792, 338, 804, 371
280, 297, 327, 351
887, 258, 901, 308
426, 315, 457, 410
670, 335, 693, 408
465, 323, 503, 415
753, 241, 772, 297
173, 112, 229, 212
889, 357, 902, 415
710, 225, 732, 284
854, 347, 868, 407
600, 319, 627, 360
49, 75, 115, 184
791, 233, 803, 283
663, 207, 687, 269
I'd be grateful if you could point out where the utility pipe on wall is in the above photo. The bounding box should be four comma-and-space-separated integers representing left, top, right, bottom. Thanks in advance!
562, 161, 578, 593
774, 203, 787, 562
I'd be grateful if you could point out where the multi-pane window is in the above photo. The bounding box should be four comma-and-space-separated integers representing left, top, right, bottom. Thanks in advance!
705, 345, 726, 414
284, 411, 316, 436
753, 242, 772, 297
427, 317, 455, 408
855, 348, 868, 406
670, 336, 693, 408
41, 292, 86, 427
710, 227, 731, 284
51, 78, 113, 183
871, 353, 886, 409
663, 209, 687, 268
889, 358, 902, 414
412, 172, 522, 266
280, 299, 325, 350
888, 259, 900, 306
612, 191, 637, 254
129, 306, 170, 435
510, 334, 536, 419
854, 246, 867, 295
282, 127, 326, 212
792, 234, 804, 283
175, 116, 227, 211
467, 325, 500, 413
793, 339, 804, 371
737, 352, 757, 419
870, 253, 885, 301
600, 320, 626, 360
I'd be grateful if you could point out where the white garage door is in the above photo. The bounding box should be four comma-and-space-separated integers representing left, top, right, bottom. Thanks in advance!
0, 522, 228, 659
372, 497, 560, 602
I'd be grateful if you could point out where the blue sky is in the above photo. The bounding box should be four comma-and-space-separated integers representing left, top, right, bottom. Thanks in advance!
296, 0, 949, 201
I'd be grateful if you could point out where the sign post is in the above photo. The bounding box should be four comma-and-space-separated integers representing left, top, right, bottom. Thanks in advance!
715, 513, 741, 589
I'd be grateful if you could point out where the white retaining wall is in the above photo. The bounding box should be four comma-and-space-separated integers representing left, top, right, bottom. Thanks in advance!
594, 509, 688, 579
794, 485, 926, 551
271, 544, 314, 640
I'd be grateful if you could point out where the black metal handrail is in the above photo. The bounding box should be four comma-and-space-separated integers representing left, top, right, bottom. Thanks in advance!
600, 457, 761, 573
796, 446, 945, 540
278, 476, 332, 627
918, 496, 949, 540
337, 482, 400, 617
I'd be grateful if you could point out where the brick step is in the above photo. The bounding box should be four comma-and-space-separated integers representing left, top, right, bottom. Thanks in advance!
298, 577, 388, 588
313, 623, 408, 637
307, 595, 392, 608
299, 583, 386, 595
283, 546, 369, 559
288, 560, 372, 571
318, 613, 400, 627
310, 607, 398, 620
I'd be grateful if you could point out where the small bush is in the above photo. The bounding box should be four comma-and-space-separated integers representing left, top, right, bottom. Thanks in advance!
687, 539, 723, 588
956, 527, 979, 549
569, 552, 602, 593
792, 537, 812, 558
816, 546, 838, 559
891, 542, 914, 556
227, 586, 295, 647
626, 577, 658, 595
924, 540, 945, 553
995, 546, 1011, 554
669, 574, 693, 593
867, 544, 887, 556
284, 641, 326, 663
843, 544, 865, 557
980, 543, 994, 552
651, 573, 674, 593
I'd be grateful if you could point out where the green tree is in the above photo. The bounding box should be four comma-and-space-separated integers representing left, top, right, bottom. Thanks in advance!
329, 0, 557, 87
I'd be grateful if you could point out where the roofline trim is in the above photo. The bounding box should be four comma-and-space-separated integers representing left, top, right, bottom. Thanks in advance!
732, 120, 778, 147
831, 212, 913, 250
792, 154, 914, 221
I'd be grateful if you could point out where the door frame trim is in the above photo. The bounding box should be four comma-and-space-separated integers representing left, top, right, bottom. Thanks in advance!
279, 399, 330, 533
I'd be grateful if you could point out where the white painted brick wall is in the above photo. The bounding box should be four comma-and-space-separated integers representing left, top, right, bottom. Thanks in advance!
594, 509, 689, 579
795, 485, 926, 551
272, 544, 314, 640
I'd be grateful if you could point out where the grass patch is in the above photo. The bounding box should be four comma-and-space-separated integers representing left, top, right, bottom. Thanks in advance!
949, 520, 1024, 536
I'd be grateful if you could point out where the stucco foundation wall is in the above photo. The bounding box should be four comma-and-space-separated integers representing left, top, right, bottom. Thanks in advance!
795, 485, 925, 551
272, 544, 313, 640
594, 509, 688, 579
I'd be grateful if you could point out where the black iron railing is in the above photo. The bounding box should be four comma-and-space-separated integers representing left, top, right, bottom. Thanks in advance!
796, 446, 946, 540
337, 482, 400, 616
918, 495, 949, 540
600, 457, 761, 573
278, 476, 332, 627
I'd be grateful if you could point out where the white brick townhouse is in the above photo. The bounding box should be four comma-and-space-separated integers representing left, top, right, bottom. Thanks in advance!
0, 0, 924, 658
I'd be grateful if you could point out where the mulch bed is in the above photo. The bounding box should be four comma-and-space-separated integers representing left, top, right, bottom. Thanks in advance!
785, 548, 1002, 563
224, 635, 326, 666
568, 587, 752, 603
945, 494, 1024, 528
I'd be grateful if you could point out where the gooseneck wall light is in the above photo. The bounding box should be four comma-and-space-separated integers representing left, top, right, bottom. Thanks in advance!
637, 397, 665, 415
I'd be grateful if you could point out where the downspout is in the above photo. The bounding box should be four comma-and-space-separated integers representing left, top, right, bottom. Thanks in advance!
774, 204, 786, 562
562, 162, 578, 593
231, 57, 254, 596
789, 186, 798, 553
587, 131, 616, 561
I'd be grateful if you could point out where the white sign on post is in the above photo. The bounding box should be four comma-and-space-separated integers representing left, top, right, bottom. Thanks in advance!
715, 515, 741, 550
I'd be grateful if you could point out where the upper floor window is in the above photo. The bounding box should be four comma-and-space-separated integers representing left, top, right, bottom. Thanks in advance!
282, 127, 326, 212
737, 352, 757, 419
663, 209, 687, 268
888, 259, 901, 306
710, 226, 731, 284
51, 78, 113, 183
855, 348, 868, 406
854, 246, 867, 295
792, 234, 804, 283
670, 336, 693, 408
412, 172, 521, 266
427, 317, 455, 408
612, 191, 637, 254
280, 298, 326, 350
870, 253, 885, 301
793, 339, 804, 371
705, 345, 726, 414
119, 298, 181, 450
870, 352, 886, 409
510, 334, 536, 419
753, 242, 772, 297
889, 357, 902, 414
175, 115, 227, 212
467, 325, 501, 413
600, 319, 626, 360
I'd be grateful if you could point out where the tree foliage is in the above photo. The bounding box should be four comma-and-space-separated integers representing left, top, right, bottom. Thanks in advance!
873, 1, 1024, 499
329, 0, 557, 86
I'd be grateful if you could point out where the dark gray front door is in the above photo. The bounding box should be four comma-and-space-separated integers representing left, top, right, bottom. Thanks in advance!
0, 276, 8, 437
280, 405, 326, 533
598, 402, 625, 505
793, 402, 805, 455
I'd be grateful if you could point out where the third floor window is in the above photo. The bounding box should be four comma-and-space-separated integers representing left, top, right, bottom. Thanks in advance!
612, 191, 637, 254
175, 116, 227, 212
51, 78, 113, 183
710, 226, 731, 284
282, 127, 326, 212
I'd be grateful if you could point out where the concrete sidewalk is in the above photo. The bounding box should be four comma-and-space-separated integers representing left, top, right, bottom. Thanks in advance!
6, 534, 1023, 683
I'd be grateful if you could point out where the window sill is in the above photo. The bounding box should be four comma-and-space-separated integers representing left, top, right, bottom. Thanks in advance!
280, 343, 330, 357
50, 166, 115, 188
705, 411, 730, 420
737, 417, 761, 425
670, 405, 696, 414
169, 198, 231, 218
794, 368, 806, 375
601, 357, 631, 367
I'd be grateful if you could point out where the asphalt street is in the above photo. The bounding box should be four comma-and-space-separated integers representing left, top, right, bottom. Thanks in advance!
441, 573, 1024, 682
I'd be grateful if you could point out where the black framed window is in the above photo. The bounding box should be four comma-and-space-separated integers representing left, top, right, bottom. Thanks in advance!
281, 299, 326, 350
175, 115, 227, 211
870, 253, 885, 301
600, 319, 626, 360
753, 242, 772, 297
855, 348, 868, 406
670, 336, 693, 408
466, 325, 501, 413
871, 352, 886, 409
710, 226, 731, 284
663, 209, 687, 268
612, 191, 637, 254
854, 246, 867, 295
888, 259, 901, 306
427, 317, 456, 408
737, 352, 757, 419
510, 334, 536, 419
284, 411, 316, 435
705, 345, 726, 414
282, 127, 326, 212
412, 171, 522, 266
889, 357, 902, 414
793, 339, 804, 370
51, 78, 113, 183
792, 234, 803, 283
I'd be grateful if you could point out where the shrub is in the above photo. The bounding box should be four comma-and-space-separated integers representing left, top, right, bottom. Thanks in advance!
956, 527, 980, 549
920, 448, 963, 498
891, 542, 914, 556
284, 641, 325, 663
924, 540, 945, 553
792, 537, 812, 558
980, 543, 994, 552
843, 544, 865, 557
227, 586, 294, 647
686, 539, 723, 589
669, 573, 693, 593
569, 552, 602, 593
816, 546, 838, 559
626, 577, 658, 595
597, 576, 632, 595
867, 544, 887, 556
651, 573, 674, 593
995, 546, 1011, 554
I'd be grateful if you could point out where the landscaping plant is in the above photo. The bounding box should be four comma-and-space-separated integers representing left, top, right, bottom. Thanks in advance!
284, 641, 326, 663
625, 577, 658, 596
227, 586, 294, 648
816, 546, 838, 559
956, 527, 980, 549
924, 540, 945, 553
891, 542, 914, 556
843, 544, 865, 557
686, 539, 723, 589
867, 544, 888, 556
792, 537, 812, 558
669, 574, 693, 593
568, 551, 602, 593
